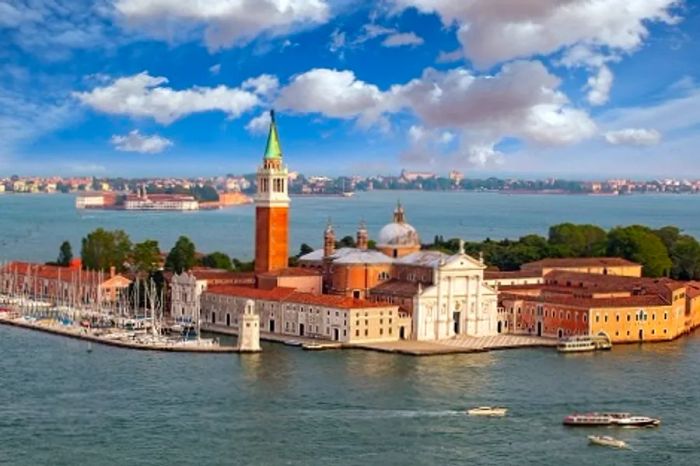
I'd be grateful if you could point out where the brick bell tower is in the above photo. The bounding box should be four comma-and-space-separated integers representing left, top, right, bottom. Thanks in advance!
254, 110, 290, 274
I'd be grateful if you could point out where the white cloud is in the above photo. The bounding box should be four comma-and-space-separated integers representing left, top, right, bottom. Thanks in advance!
397, 61, 597, 145
111, 130, 173, 153
393, 0, 680, 69
604, 128, 662, 146
114, 0, 331, 50
275, 61, 597, 165
74, 72, 260, 124
276, 68, 391, 127
467, 143, 503, 166
246, 111, 272, 134
209, 64, 221, 75
436, 49, 463, 64
586, 65, 614, 106
0, 88, 76, 148
242, 74, 279, 98
329, 28, 346, 55
0, 0, 116, 60
382, 32, 424, 48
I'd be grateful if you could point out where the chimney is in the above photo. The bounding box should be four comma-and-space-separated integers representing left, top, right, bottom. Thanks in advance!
356, 220, 368, 250
109, 266, 116, 278
324, 219, 335, 258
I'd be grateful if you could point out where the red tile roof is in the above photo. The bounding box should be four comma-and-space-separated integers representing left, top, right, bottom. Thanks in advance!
205, 285, 389, 309
1, 261, 128, 286
257, 267, 321, 278
484, 270, 542, 279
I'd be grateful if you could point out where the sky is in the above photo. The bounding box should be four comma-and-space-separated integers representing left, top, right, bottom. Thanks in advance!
1, 0, 699, 179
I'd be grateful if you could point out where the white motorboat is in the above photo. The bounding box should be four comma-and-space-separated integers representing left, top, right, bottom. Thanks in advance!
467, 406, 508, 417
615, 416, 661, 427
588, 435, 628, 449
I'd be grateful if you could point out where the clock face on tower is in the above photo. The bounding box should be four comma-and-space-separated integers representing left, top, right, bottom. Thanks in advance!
254, 110, 290, 274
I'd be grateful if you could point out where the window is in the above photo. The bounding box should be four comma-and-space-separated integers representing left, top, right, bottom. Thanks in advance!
388, 328, 392, 335
616, 314, 620, 322
595, 315, 599, 323
583, 314, 587, 322
604, 315, 608, 323
380, 328, 383, 335
652, 313, 656, 320
664, 312, 668, 320
364, 329, 368, 336
627, 330, 630, 336
380, 319, 383, 325
627, 314, 631, 322
664, 329, 667, 334
365, 320, 368, 325
355, 330, 359, 337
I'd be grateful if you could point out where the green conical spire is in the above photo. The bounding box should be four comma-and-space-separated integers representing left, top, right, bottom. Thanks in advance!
264, 109, 282, 160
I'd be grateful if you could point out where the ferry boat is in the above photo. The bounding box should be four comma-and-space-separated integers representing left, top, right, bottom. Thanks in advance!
557, 337, 596, 353
564, 412, 660, 427
466, 406, 508, 417
588, 435, 628, 449
557, 334, 612, 353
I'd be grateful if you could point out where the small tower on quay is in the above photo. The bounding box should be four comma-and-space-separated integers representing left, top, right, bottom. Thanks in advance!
254, 110, 290, 274
237, 299, 261, 352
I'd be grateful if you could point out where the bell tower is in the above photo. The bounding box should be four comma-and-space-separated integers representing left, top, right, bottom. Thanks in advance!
254, 110, 290, 274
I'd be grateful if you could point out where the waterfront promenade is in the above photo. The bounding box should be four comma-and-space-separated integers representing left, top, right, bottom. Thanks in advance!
203, 322, 556, 355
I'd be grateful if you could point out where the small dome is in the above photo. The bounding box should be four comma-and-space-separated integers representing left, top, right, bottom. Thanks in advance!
378, 222, 419, 246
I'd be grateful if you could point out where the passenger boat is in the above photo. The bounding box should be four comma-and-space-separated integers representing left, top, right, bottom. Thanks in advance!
588, 435, 628, 449
563, 413, 617, 426
466, 406, 508, 417
557, 337, 596, 353
564, 412, 660, 427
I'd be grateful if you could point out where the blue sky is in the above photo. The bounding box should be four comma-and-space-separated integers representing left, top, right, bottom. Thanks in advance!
1, 0, 699, 178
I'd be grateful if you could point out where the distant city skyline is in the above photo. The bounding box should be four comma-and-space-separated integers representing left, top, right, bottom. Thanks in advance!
2, 1, 699, 178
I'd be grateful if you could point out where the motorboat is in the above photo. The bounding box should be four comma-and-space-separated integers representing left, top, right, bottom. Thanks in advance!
467, 406, 508, 417
615, 416, 661, 427
588, 435, 628, 449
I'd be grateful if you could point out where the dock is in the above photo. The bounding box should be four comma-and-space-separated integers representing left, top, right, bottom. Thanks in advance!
0, 316, 243, 353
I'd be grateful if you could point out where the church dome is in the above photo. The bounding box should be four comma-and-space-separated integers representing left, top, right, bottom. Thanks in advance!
378, 222, 419, 246
377, 202, 420, 247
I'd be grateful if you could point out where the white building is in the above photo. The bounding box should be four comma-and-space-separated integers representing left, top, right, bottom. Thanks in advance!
75, 192, 105, 209
411, 251, 498, 340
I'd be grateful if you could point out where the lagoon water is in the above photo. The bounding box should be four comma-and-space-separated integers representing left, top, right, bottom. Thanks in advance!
2, 191, 700, 465
3, 191, 700, 262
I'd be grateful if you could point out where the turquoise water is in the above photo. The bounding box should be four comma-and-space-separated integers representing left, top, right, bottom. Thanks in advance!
2, 192, 700, 262
3, 191, 700, 465
1, 325, 699, 465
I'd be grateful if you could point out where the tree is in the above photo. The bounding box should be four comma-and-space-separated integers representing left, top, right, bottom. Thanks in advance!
201, 252, 233, 270
165, 236, 197, 273
298, 243, 314, 257
607, 225, 672, 277
57, 241, 73, 266
336, 235, 356, 248
81, 228, 132, 272
132, 240, 161, 273
653, 226, 681, 252
669, 235, 700, 280
548, 223, 607, 257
